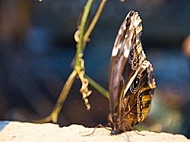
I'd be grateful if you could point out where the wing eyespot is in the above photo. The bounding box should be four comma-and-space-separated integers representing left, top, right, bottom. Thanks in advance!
129, 50, 134, 61
133, 77, 140, 89
130, 76, 141, 93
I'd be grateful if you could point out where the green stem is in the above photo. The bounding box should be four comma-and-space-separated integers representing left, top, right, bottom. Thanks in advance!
85, 75, 109, 99
84, 0, 107, 42
33, 70, 77, 123
51, 70, 77, 123
75, 0, 94, 72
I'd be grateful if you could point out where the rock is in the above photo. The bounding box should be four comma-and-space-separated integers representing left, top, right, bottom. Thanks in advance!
0, 121, 189, 142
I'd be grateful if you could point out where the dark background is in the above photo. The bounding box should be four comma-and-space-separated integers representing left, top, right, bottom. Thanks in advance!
0, 0, 190, 138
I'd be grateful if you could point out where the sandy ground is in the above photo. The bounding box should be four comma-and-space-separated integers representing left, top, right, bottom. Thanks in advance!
0, 121, 189, 142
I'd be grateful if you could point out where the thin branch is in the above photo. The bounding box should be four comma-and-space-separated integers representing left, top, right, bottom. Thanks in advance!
75, 0, 94, 72
50, 70, 77, 123
84, 0, 107, 43
85, 75, 109, 99
33, 70, 77, 123
32, 0, 109, 124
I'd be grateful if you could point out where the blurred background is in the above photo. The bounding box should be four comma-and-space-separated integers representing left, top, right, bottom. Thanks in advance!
0, 0, 190, 138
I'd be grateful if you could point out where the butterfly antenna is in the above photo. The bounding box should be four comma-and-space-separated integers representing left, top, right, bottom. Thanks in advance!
131, 127, 145, 136
82, 124, 111, 136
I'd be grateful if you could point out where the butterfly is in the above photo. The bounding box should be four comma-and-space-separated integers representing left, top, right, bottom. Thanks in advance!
108, 10, 156, 134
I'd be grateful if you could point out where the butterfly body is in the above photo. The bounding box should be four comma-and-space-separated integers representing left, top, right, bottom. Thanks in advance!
108, 11, 156, 134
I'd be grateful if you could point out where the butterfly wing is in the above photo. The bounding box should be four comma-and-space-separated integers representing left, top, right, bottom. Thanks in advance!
108, 11, 156, 134
121, 60, 156, 128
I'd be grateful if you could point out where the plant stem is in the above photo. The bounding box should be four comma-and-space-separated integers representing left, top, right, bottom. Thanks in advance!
51, 70, 77, 123
33, 0, 109, 124
85, 75, 109, 99
75, 0, 94, 73
32, 70, 77, 123
84, 0, 107, 43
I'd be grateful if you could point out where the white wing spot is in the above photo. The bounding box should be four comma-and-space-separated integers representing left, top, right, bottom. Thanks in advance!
112, 46, 119, 56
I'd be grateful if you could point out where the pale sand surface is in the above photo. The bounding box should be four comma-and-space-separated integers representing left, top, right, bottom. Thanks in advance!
0, 121, 189, 142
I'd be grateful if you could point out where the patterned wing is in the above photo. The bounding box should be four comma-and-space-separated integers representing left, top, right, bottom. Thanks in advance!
108, 11, 156, 134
